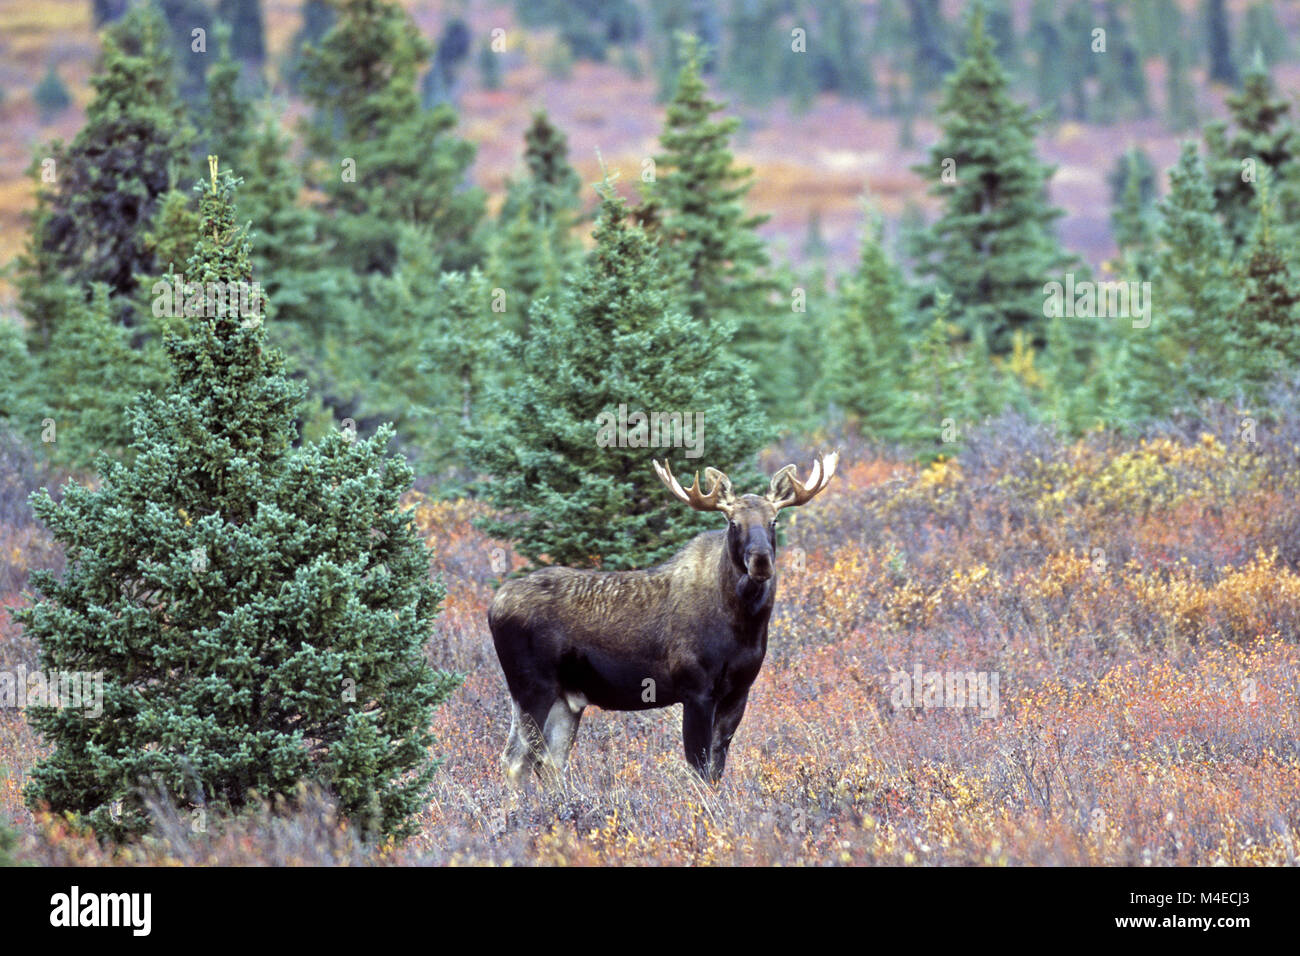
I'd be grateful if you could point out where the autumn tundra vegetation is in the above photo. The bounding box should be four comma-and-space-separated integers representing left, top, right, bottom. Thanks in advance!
1, 0, 1300, 867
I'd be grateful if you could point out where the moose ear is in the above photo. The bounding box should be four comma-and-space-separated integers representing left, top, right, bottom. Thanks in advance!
766, 464, 797, 503
703, 467, 736, 508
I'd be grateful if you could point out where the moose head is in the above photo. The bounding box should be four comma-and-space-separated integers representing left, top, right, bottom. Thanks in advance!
652, 450, 839, 585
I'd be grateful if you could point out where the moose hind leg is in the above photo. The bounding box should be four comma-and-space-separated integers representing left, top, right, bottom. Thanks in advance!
538, 698, 583, 786
501, 699, 536, 786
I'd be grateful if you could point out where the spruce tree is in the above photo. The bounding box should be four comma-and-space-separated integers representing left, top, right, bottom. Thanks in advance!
1204, 51, 1299, 250
1234, 171, 1300, 389
648, 34, 772, 325
498, 111, 583, 231
33, 64, 72, 124
300, 0, 484, 274
463, 181, 768, 570
17, 2, 192, 334
910, 5, 1074, 353
820, 211, 908, 435
19, 170, 458, 842
1111, 148, 1158, 280
1205, 0, 1239, 86
1154, 142, 1244, 403
35, 284, 158, 468
645, 34, 777, 409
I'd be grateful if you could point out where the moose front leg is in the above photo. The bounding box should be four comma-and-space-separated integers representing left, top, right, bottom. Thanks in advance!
682, 697, 717, 780
707, 690, 749, 781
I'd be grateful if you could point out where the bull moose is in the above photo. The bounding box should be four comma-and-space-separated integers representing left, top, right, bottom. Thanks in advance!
487, 451, 838, 784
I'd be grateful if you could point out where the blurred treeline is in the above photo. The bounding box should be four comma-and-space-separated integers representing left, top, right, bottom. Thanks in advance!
4, 0, 1300, 488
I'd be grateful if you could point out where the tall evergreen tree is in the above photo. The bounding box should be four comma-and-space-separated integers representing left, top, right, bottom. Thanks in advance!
17, 2, 192, 337
498, 111, 583, 231
300, 0, 484, 274
1153, 142, 1243, 403
645, 34, 779, 410
910, 5, 1074, 353
820, 211, 908, 434
19, 170, 458, 842
1233, 171, 1300, 388
648, 33, 772, 325
33, 64, 72, 124
1204, 0, 1239, 86
463, 182, 768, 570
1204, 51, 1299, 250
1111, 148, 1159, 281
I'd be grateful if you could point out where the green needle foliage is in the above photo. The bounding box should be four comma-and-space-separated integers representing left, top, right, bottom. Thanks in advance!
1153, 142, 1243, 405
648, 34, 773, 327
911, 5, 1074, 354
17, 2, 193, 335
819, 210, 909, 436
1205, 51, 1300, 251
19, 172, 459, 843
465, 180, 768, 570
300, 0, 484, 275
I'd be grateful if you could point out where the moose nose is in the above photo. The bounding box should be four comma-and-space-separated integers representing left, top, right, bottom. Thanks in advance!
746, 548, 773, 580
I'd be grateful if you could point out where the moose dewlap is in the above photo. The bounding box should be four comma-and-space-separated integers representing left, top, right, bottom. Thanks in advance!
488, 451, 838, 784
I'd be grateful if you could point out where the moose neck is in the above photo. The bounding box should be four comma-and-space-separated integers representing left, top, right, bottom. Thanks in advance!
717, 539, 774, 622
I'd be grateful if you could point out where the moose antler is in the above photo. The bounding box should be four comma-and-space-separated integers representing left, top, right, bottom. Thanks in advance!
769, 450, 839, 511
653, 460, 731, 512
